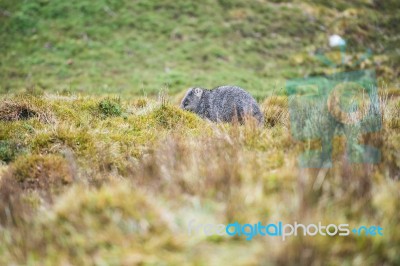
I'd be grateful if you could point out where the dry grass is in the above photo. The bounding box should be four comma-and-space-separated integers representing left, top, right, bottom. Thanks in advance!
0, 92, 399, 265
5, 154, 75, 190
0, 175, 27, 227
262, 96, 289, 127
0, 96, 55, 123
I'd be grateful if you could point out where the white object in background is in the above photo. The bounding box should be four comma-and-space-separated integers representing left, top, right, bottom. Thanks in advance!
329, 35, 346, 47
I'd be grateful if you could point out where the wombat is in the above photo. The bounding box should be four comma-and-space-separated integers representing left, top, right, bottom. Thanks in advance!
180, 85, 264, 124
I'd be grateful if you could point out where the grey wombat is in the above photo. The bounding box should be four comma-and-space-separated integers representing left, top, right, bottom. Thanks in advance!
180, 85, 263, 124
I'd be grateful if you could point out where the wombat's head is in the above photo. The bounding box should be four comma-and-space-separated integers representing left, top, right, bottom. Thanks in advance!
180, 87, 203, 112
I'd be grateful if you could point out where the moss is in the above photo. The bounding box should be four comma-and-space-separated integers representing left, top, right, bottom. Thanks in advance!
98, 98, 123, 117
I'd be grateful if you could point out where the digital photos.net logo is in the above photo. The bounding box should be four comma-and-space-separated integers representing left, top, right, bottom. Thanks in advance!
286, 36, 381, 168
187, 220, 384, 241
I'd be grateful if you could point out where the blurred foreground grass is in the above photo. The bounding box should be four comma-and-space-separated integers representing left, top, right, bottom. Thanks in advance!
0, 92, 399, 265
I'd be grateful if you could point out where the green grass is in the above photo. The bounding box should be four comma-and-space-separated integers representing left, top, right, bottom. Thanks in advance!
1, 0, 399, 98
1, 0, 400, 265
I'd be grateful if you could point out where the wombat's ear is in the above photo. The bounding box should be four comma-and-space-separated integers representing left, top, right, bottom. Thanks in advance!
193, 88, 203, 98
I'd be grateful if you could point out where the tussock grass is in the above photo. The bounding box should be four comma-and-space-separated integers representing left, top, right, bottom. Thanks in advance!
262, 95, 290, 127
0, 96, 55, 123
5, 154, 75, 190
0, 92, 399, 265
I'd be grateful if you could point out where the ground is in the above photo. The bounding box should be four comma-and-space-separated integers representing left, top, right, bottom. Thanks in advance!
0, 0, 399, 265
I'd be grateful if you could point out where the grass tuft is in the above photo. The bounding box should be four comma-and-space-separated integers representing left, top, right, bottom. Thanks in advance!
149, 104, 202, 129
98, 97, 123, 117
6, 154, 74, 190
0, 96, 55, 123
262, 95, 289, 127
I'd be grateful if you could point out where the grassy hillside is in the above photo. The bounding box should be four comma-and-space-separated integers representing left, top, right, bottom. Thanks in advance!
1, 0, 399, 98
1, 0, 400, 265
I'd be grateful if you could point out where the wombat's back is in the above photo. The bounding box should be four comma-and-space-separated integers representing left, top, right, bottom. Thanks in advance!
208, 86, 263, 124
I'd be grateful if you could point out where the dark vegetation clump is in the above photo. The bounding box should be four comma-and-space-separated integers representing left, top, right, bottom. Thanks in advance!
98, 98, 123, 117
0, 140, 24, 163
0, 97, 54, 123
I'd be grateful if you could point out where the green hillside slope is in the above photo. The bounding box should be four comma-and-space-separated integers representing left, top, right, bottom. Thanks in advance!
1, 0, 399, 98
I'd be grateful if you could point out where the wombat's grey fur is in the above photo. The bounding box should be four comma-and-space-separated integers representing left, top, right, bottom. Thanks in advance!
180, 85, 264, 124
